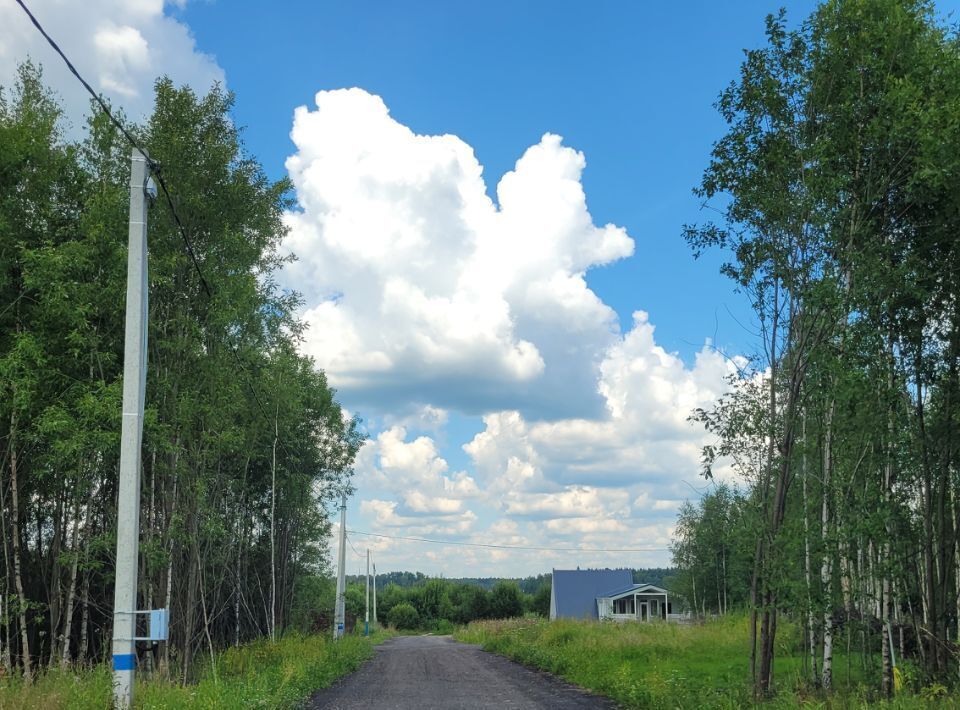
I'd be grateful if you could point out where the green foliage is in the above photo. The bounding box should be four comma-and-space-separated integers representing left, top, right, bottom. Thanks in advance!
530, 580, 551, 617
369, 574, 555, 631
456, 616, 955, 709
0, 63, 362, 676
387, 602, 420, 630
488, 581, 524, 619
0, 632, 386, 709
682, 0, 960, 695
432, 618, 455, 635
919, 683, 949, 701
290, 576, 335, 633
670, 483, 753, 615
344, 585, 366, 623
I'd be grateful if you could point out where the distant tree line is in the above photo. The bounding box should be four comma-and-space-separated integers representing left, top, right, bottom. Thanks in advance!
678, 0, 960, 699
0, 64, 360, 682
323, 568, 678, 632
295, 575, 552, 633
372, 577, 549, 631
356, 569, 674, 595
629, 568, 676, 590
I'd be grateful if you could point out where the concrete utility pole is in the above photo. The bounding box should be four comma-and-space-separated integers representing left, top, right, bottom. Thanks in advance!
333, 496, 347, 639
111, 148, 152, 709
365, 549, 370, 636
372, 561, 377, 627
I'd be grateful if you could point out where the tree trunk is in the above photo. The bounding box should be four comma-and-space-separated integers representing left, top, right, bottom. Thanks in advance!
0, 446, 14, 675
181, 521, 198, 686
821, 398, 835, 691
722, 547, 728, 616
881, 334, 896, 697
58, 496, 85, 669
954, 489, 960, 680
8, 406, 32, 681
802, 413, 819, 686
161, 453, 179, 677
196, 545, 217, 684
47, 488, 66, 669
78, 546, 91, 666
270, 412, 278, 642
915, 367, 940, 672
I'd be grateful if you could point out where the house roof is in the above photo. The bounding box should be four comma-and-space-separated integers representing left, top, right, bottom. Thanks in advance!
600, 583, 669, 600
552, 569, 633, 619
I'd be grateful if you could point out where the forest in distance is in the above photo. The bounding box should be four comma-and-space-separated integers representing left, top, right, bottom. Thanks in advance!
352, 568, 675, 593
4, 0, 960, 706
322, 568, 677, 633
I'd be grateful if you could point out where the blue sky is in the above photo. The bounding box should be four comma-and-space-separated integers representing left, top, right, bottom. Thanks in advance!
176, 0, 824, 362
6, 0, 958, 577
174, 0, 811, 494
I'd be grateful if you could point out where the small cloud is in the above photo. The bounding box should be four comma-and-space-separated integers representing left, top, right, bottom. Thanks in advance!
0, 0, 224, 133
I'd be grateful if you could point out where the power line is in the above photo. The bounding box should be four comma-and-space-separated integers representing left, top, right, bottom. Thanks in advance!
13, 0, 293, 461
151, 172, 213, 299
15, 0, 210, 298
344, 532, 362, 558
346, 529, 669, 553
13, 0, 144, 159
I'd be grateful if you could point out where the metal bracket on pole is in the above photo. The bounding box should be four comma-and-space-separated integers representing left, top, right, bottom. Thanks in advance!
113, 608, 170, 642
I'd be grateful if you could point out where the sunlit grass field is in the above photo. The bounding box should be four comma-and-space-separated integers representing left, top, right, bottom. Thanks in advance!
0, 630, 390, 709
455, 615, 957, 709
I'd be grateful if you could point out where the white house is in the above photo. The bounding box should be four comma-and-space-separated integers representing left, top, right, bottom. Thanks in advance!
550, 569, 673, 622
596, 583, 670, 622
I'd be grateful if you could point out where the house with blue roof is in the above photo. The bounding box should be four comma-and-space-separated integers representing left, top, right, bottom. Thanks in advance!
549, 568, 671, 622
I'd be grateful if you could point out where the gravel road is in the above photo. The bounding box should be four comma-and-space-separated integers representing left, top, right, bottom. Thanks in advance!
306, 635, 616, 709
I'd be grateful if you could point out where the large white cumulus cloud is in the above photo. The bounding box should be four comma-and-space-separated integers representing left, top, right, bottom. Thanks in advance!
281, 88, 740, 574
457, 319, 741, 557
282, 88, 633, 418
345, 325, 741, 574
0, 0, 223, 132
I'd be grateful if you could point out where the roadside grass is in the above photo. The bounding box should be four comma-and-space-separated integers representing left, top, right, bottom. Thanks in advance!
455, 616, 957, 709
0, 630, 391, 709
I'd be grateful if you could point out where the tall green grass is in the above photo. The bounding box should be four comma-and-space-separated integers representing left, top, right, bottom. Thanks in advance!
0, 631, 388, 709
455, 616, 958, 709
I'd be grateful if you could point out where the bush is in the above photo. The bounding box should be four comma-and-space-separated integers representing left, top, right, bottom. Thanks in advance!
531, 582, 551, 617
488, 581, 523, 619
290, 575, 335, 632
433, 618, 455, 634
388, 602, 420, 630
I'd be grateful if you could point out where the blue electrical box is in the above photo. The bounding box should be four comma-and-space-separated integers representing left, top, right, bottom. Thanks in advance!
149, 608, 169, 641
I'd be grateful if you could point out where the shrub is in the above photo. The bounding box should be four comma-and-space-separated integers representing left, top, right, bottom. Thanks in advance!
488, 581, 523, 619
433, 618, 455, 634
388, 602, 420, 630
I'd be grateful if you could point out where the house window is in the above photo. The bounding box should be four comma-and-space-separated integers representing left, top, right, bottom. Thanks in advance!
613, 597, 635, 615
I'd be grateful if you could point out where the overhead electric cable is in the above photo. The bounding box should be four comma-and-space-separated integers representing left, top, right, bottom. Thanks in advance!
345, 533, 362, 558
14, 0, 294, 461
13, 0, 144, 156
347, 529, 668, 553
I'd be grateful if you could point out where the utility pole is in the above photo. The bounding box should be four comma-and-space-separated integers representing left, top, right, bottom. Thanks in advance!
372, 561, 377, 627
365, 549, 370, 636
334, 495, 346, 639
111, 148, 152, 709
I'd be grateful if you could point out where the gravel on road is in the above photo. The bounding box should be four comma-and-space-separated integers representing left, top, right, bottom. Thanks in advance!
306, 634, 617, 709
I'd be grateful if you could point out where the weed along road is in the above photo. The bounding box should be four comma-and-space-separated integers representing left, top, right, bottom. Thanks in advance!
306, 635, 615, 709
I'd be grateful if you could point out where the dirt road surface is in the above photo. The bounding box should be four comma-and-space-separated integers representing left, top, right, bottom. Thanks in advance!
306, 635, 617, 709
